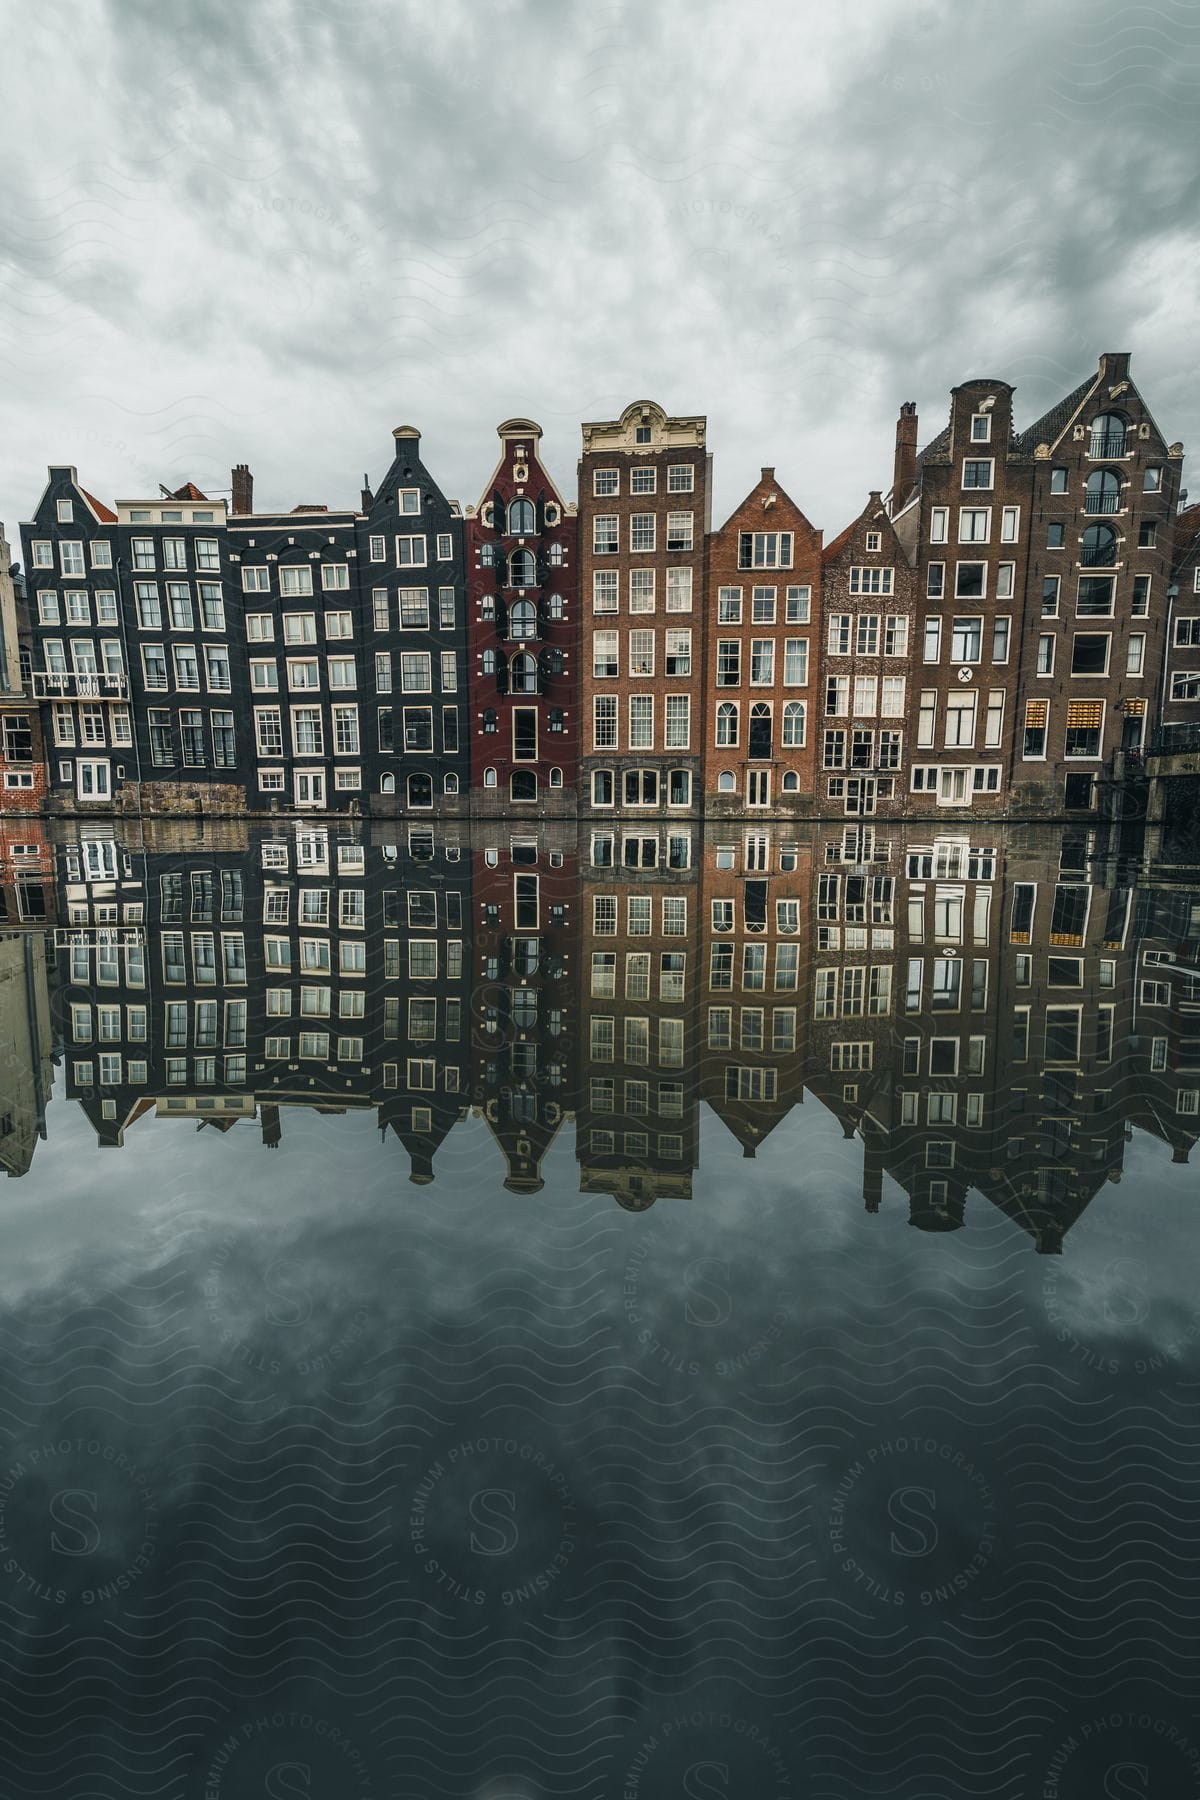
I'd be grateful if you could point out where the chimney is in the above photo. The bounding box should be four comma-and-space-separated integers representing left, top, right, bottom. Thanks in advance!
892, 402, 918, 511
361, 473, 374, 512
231, 463, 254, 515
761, 467, 775, 481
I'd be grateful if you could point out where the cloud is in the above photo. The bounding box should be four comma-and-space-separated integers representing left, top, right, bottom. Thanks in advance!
0, 0, 1196, 538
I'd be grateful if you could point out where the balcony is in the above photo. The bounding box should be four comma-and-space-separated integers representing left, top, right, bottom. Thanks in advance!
1088, 432, 1128, 458
1083, 492, 1121, 516
33, 671, 127, 698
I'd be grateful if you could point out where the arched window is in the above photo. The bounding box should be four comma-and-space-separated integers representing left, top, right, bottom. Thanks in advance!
406, 772, 433, 810
549, 766, 563, 788
443, 772, 459, 794
718, 771, 736, 793
782, 700, 805, 747
1081, 524, 1117, 567
749, 702, 772, 760
1089, 412, 1127, 458
548, 592, 564, 617
782, 770, 800, 792
482, 708, 498, 734
380, 772, 396, 794
482, 648, 496, 676
510, 652, 537, 694
509, 598, 537, 640
1084, 469, 1121, 515
484, 766, 498, 788
508, 549, 536, 588
511, 771, 537, 801
507, 498, 535, 535
716, 701, 738, 747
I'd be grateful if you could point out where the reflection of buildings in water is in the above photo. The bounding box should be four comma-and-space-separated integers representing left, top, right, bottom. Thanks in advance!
25, 822, 1200, 1243
577, 819, 700, 1210
699, 823, 810, 1156
471, 830, 575, 1192
0, 931, 53, 1175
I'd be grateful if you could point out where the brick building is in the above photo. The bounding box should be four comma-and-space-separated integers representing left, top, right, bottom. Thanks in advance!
817, 491, 917, 820
470, 826, 577, 1190
892, 381, 1032, 816
1010, 352, 1182, 811
698, 823, 810, 1157
1163, 502, 1200, 731
465, 421, 577, 812
704, 470, 821, 815
579, 401, 710, 820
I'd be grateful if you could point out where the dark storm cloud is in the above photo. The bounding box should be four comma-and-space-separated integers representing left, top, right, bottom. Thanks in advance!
1, 0, 1197, 540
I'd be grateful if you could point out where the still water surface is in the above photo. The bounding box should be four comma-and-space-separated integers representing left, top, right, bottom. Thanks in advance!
0, 818, 1196, 1796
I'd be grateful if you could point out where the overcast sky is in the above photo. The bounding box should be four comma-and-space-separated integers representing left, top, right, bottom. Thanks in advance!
1, 0, 1197, 545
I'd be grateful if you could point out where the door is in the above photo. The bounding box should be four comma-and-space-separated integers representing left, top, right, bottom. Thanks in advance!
294, 770, 326, 807
747, 769, 771, 807
846, 776, 876, 815
77, 759, 111, 801
748, 703, 772, 760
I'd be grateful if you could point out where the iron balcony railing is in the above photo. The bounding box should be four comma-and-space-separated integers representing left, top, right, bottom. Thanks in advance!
1089, 432, 1128, 458
1083, 492, 1121, 515
1150, 723, 1200, 755
32, 670, 127, 698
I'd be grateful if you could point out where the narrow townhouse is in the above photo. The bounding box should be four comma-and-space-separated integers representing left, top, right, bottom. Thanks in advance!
1160, 503, 1200, 735
704, 469, 822, 815
465, 420, 578, 813
817, 490, 917, 821
1010, 352, 1182, 813
891, 382, 1033, 818
579, 401, 710, 822
357, 428, 471, 812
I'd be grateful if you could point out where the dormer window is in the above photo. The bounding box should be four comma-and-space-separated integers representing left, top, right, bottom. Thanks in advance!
970, 414, 991, 443
635, 425, 652, 444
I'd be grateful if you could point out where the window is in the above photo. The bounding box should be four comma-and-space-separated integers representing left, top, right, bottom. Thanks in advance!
665, 695, 690, 749
739, 532, 793, 569
1071, 633, 1110, 676
715, 701, 738, 746
1127, 634, 1146, 676
629, 569, 655, 612
666, 513, 693, 551
593, 570, 618, 612
849, 566, 894, 595
1047, 523, 1065, 548
944, 692, 977, 747
668, 464, 694, 492
955, 562, 985, 598
593, 695, 617, 749
962, 459, 993, 489
923, 617, 942, 662
593, 469, 619, 496
717, 640, 741, 686
827, 613, 851, 656
666, 568, 693, 612
628, 629, 655, 676
396, 535, 427, 566
630, 513, 655, 552
959, 507, 990, 541
628, 697, 653, 748
951, 616, 982, 662
783, 639, 808, 686
1131, 577, 1151, 616
1065, 700, 1103, 757
630, 467, 656, 495
750, 640, 774, 684
664, 628, 691, 677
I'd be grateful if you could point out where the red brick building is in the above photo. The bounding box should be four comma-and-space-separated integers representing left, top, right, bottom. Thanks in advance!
818, 491, 916, 820
704, 470, 821, 815
579, 401, 710, 820
1165, 503, 1200, 730
465, 420, 577, 812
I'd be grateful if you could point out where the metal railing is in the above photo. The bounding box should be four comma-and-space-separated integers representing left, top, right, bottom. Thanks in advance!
1089, 433, 1128, 458
32, 671, 127, 698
